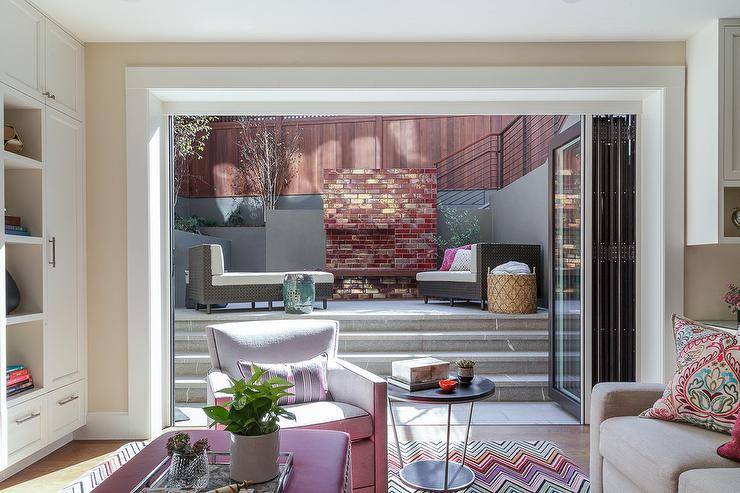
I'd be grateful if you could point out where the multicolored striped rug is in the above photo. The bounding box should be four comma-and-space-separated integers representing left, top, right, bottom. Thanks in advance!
60, 441, 146, 493
389, 440, 590, 493
61, 439, 589, 493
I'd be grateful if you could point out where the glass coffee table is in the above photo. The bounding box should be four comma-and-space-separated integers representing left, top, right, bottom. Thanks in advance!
387, 376, 495, 492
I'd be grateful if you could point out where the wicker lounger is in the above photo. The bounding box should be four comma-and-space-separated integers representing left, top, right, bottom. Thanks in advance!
186, 244, 334, 313
416, 243, 541, 310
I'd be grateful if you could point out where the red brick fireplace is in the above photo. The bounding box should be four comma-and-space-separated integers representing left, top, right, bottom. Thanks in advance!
323, 169, 437, 299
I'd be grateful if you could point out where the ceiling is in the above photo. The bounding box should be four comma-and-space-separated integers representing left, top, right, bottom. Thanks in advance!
32, 0, 740, 43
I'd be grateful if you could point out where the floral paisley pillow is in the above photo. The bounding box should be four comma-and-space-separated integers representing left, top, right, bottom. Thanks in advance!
640, 315, 740, 434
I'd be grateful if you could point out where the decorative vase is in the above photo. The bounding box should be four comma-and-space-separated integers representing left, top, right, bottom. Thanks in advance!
229, 430, 280, 483
457, 366, 474, 384
168, 451, 209, 490
6, 271, 20, 315
283, 273, 315, 314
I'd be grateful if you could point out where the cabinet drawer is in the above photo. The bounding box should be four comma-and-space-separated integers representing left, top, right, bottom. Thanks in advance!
7, 396, 46, 463
46, 380, 85, 442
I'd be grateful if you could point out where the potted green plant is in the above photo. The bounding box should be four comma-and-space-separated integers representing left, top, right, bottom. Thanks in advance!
203, 365, 295, 483
455, 359, 476, 384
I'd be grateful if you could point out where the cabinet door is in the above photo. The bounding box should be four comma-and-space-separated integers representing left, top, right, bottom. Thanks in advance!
45, 108, 82, 388
724, 26, 740, 181
44, 20, 83, 121
0, 0, 45, 99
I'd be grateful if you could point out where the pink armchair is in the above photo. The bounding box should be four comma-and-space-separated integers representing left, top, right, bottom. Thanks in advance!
205, 319, 387, 493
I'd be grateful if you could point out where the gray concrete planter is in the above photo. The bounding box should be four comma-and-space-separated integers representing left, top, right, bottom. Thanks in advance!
229, 429, 280, 483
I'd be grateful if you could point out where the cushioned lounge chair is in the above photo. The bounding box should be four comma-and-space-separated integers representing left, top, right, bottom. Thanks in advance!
186, 244, 334, 313
416, 243, 541, 310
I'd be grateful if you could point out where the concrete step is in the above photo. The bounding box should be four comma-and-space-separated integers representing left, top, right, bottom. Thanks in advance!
174, 313, 549, 334
174, 329, 551, 355
338, 351, 549, 376
173, 372, 552, 405
338, 330, 549, 353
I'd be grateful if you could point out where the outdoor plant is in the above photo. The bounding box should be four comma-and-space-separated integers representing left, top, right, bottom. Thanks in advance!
234, 118, 303, 224
435, 206, 481, 258
225, 207, 245, 227
165, 432, 210, 458
455, 359, 476, 368
202, 364, 296, 436
172, 115, 218, 206
173, 214, 219, 234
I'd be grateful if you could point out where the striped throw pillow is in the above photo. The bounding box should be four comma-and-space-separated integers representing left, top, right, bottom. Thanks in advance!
237, 355, 329, 406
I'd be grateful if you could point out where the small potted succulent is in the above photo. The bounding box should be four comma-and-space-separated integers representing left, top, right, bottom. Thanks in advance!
203, 365, 295, 483
165, 433, 210, 490
722, 282, 740, 329
455, 359, 476, 384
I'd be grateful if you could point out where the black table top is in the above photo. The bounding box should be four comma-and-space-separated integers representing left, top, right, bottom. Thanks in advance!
387, 376, 495, 403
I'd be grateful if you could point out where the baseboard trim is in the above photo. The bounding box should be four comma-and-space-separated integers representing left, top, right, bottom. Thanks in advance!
0, 434, 72, 482
75, 412, 144, 440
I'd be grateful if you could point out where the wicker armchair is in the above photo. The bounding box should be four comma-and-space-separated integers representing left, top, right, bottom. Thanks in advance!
416, 243, 541, 310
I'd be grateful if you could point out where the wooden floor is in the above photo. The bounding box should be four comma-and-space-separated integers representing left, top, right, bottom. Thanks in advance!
0, 426, 589, 492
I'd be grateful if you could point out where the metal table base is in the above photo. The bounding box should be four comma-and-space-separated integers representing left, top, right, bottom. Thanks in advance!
389, 399, 476, 492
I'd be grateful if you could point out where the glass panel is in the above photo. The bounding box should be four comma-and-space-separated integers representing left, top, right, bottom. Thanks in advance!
553, 137, 582, 402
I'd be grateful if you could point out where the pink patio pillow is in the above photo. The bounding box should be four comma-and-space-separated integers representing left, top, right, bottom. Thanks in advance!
640, 315, 740, 434
238, 354, 329, 406
440, 244, 472, 271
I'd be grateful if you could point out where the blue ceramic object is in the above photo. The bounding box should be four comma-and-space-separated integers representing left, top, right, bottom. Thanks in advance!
283, 273, 315, 314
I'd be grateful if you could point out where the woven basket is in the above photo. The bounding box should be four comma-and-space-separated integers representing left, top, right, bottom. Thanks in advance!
488, 273, 537, 314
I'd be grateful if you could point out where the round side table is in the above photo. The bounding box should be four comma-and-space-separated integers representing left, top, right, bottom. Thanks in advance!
387, 376, 496, 492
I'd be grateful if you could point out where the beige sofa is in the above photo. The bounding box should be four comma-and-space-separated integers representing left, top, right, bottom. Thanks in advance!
591, 382, 740, 493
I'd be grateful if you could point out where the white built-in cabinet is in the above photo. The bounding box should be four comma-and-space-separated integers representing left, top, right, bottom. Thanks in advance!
686, 18, 740, 244
0, 0, 85, 476
0, 0, 83, 121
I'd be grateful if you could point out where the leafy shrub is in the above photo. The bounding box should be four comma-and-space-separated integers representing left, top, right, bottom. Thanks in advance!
435, 206, 481, 257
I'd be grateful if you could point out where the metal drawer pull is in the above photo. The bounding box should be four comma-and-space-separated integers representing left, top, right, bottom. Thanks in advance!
15, 412, 41, 424
49, 236, 56, 267
58, 395, 79, 406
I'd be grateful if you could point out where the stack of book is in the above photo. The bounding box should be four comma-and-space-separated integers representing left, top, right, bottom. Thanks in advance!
5, 216, 30, 236
7, 365, 34, 397
387, 357, 450, 391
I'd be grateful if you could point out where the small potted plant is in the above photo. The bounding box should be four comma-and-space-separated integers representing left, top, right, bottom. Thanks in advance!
722, 282, 740, 329
165, 433, 210, 490
455, 359, 476, 384
203, 365, 295, 483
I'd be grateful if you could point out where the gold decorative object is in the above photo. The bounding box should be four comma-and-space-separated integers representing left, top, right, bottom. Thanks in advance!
3, 124, 23, 152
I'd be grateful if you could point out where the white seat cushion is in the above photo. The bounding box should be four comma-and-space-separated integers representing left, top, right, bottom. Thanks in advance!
279, 401, 373, 441
416, 270, 476, 283
212, 271, 334, 286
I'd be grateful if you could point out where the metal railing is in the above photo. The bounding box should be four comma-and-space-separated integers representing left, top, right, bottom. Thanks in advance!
436, 115, 563, 190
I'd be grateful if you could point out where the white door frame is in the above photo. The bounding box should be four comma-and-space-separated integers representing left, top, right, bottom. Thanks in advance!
84, 66, 684, 438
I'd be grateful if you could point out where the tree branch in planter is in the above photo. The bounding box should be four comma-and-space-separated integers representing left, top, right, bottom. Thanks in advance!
234, 119, 302, 224
172, 115, 218, 206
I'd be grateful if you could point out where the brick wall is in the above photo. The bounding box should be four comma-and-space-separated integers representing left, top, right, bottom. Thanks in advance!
324, 169, 437, 298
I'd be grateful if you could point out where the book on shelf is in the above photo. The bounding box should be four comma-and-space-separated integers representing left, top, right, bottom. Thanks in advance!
5, 227, 30, 236
5, 216, 21, 227
386, 376, 441, 392
7, 367, 29, 381
7, 372, 31, 387
7, 378, 34, 397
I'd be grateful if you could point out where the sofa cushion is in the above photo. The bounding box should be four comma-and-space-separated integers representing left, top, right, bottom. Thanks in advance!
210, 245, 225, 275
238, 354, 329, 405
600, 416, 739, 493
640, 315, 740, 434
416, 270, 476, 283
279, 401, 372, 441
678, 468, 740, 493
212, 271, 334, 286
449, 249, 472, 271
440, 245, 471, 271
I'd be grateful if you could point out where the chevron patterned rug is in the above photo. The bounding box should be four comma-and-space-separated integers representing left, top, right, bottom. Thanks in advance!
59, 441, 147, 493
389, 440, 590, 493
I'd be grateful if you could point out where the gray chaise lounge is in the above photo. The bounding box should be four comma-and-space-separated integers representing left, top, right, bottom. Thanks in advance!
187, 244, 334, 313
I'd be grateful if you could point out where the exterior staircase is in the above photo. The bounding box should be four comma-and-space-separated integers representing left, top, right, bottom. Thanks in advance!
173, 306, 551, 407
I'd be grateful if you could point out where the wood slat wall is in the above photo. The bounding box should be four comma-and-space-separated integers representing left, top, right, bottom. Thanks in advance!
181, 115, 519, 197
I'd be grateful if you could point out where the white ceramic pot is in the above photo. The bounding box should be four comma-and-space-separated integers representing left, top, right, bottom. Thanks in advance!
229, 429, 280, 483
